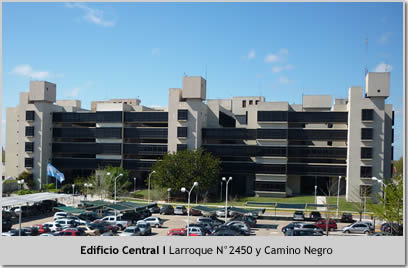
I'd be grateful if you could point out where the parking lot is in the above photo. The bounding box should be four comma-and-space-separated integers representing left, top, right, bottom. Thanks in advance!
10, 211, 366, 237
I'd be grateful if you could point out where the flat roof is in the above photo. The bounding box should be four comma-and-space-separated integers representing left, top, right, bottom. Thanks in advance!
2, 192, 71, 207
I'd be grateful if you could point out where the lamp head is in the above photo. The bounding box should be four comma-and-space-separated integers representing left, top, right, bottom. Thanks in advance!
222, 177, 226, 181
193, 181, 198, 187
107, 172, 111, 176
168, 188, 171, 192
181, 187, 186, 192
229, 177, 232, 180
152, 170, 156, 174
89, 184, 92, 187
119, 173, 123, 177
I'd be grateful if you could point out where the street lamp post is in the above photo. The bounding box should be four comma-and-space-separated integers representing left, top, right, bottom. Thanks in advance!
17, 179, 24, 191
133, 177, 137, 192
167, 188, 171, 204
314, 185, 318, 204
220, 181, 223, 202
181, 182, 198, 236
336, 176, 341, 218
72, 184, 75, 207
18, 205, 22, 236
222, 177, 232, 222
84, 183, 92, 200
107, 172, 123, 218
147, 170, 156, 204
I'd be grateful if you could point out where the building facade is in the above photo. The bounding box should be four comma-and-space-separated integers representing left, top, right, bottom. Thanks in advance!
5, 73, 394, 202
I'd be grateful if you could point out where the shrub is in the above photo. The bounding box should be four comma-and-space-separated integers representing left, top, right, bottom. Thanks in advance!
3, 179, 17, 184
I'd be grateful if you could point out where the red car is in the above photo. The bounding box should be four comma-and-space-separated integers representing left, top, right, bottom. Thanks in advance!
32, 224, 51, 234
91, 220, 119, 233
190, 208, 203, 216
315, 219, 337, 231
59, 230, 84, 236
167, 228, 186, 236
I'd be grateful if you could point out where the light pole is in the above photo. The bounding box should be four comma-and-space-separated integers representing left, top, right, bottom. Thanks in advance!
84, 183, 92, 200
220, 181, 223, 202
336, 176, 341, 218
147, 170, 156, 204
167, 188, 171, 203
107, 172, 123, 218
314, 185, 318, 204
181, 181, 198, 236
17, 179, 24, 191
72, 184, 75, 207
18, 205, 22, 236
133, 177, 137, 192
372, 177, 386, 199
222, 176, 232, 222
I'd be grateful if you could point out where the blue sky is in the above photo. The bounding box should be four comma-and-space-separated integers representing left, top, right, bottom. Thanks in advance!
2, 2, 404, 158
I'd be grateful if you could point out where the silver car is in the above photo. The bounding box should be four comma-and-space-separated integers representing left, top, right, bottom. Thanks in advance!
141, 217, 163, 228
119, 226, 141, 236
136, 221, 152, 236
174, 206, 187, 215
342, 223, 371, 234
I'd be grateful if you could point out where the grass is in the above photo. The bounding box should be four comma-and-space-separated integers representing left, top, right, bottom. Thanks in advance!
124, 190, 372, 213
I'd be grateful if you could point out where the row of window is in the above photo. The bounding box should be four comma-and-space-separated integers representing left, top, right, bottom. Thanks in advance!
255, 181, 286, 192
53, 112, 168, 123
257, 111, 349, 123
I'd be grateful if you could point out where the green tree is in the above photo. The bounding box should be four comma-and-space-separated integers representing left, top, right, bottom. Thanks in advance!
393, 157, 403, 177
17, 171, 34, 189
151, 148, 221, 199
370, 174, 403, 234
102, 166, 131, 199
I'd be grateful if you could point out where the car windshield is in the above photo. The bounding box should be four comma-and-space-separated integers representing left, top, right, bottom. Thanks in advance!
295, 212, 303, 215
138, 224, 147, 228
125, 228, 135, 233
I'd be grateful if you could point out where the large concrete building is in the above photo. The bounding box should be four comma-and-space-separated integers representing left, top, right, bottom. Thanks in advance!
5, 73, 394, 202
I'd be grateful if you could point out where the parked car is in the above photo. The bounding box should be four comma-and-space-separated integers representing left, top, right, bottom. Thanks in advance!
216, 207, 230, 217
31, 224, 51, 234
120, 226, 141, 236
54, 219, 77, 229
136, 221, 152, 236
295, 223, 324, 233
59, 229, 85, 236
190, 208, 203, 216
315, 219, 338, 231
285, 229, 324, 236
142, 217, 163, 228
381, 222, 403, 235
78, 212, 99, 222
229, 215, 257, 228
293, 211, 305, 221
53, 212, 72, 221
215, 224, 250, 236
186, 226, 204, 236
160, 205, 174, 215
149, 205, 161, 214
101, 231, 117, 236
174, 206, 187, 215
2, 229, 31, 236
2, 219, 13, 232
167, 228, 186, 236
43, 222, 63, 232
309, 211, 322, 221
88, 222, 111, 234
121, 211, 144, 224
141, 209, 152, 219
342, 223, 372, 234
282, 222, 303, 234
101, 215, 130, 230
197, 217, 224, 227
341, 213, 354, 223
76, 225, 100, 236
211, 228, 243, 236
225, 221, 250, 233
64, 216, 88, 225
356, 221, 375, 232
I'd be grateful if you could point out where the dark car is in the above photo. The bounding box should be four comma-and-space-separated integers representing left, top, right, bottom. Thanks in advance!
293, 211, 305, 221
121, 211, 144, 224
88, 222, 110, 234
315, 219, 337, 231
309, 211, 322, 221
190, 208, 203, 216
149, 205, 161, 214
160, 205, 174, 215
285, 229, 324, 236
341, 213, 354, 223
211, 228, 243, 236
230, 215, 257, 228
2, 219, 13, 232
381, 222, 403, 236
282, 222, 302, 234
3, 229, 31, 236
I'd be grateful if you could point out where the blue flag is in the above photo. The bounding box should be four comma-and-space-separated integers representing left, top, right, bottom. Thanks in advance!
47, 163, 65, 183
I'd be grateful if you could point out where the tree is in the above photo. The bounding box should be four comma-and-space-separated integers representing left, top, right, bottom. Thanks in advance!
102, 166, 131, 199
369, 173, 403, 234
17, 171, 34, 189
150, 148, 221, 199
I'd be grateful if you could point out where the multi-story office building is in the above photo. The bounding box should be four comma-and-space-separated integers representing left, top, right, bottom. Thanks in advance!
5, 73, 394, 202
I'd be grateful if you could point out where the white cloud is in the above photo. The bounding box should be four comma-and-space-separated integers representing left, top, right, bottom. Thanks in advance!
374, 63, 393, 72
65, 3, 115, 27
10, 64, 50, 79
272, 64, 294, 73
247, 50, 256, 60
379, 32, 391, 45
152, 48, 160, 56
65, 81, 93, 98
264, 48, 289, 63
278, 75, 294, 84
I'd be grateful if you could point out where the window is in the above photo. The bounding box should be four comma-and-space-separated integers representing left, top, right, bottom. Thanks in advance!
361, 128, 373, 140
392, 111, 395, 126
242, 100, 246, 108
255, 181, 285, 192
328, 123, 333, 128
327, 141, 332, 146
177, 127, 187, 138
361, 148, 372, 159
24, 158, 33, 168
26, 111, 35, 121
25, 142, 34, 152
255, 100, 259, 105
25, 126, 34, 137
177, 144, 188, 151
258, 111, 288, 122
249, 100, 253, 105
177, 110, 188, 121
360, 166, 372, 178
361, 109, 374, 121
359, 185, 372, 197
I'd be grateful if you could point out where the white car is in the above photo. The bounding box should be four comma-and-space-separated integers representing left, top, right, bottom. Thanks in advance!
187, 226, 203, 236
54, 219, 76, 229
142, 217, 163, 228
64, 216, 88, 225
53, 212, 72, 220
43, 222, 63, 232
